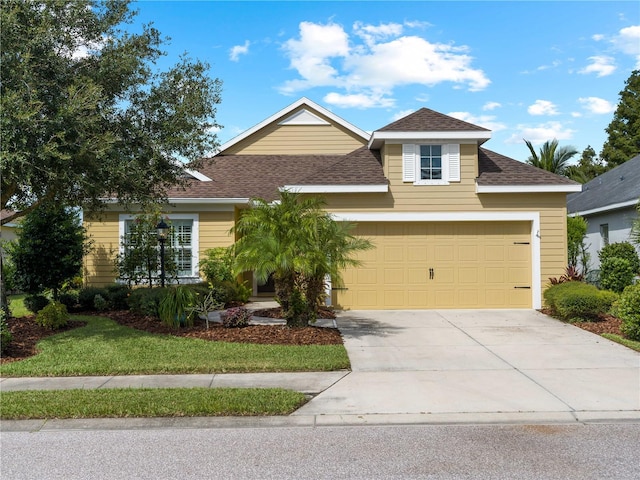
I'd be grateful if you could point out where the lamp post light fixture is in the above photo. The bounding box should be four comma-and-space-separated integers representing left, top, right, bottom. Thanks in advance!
156, 219, 169, 288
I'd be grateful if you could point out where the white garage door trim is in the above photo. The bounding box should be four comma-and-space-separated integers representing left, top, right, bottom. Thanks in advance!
331, 211, 541, 309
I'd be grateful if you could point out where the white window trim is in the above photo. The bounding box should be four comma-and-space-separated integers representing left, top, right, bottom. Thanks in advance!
330, 211, 542, 309
118, 213, 200, 279
403, 143, 460, 185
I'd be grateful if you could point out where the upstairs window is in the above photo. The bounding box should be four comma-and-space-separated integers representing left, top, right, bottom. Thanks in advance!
403, 144, 460, 185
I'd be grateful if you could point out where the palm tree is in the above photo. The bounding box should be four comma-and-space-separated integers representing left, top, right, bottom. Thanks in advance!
232, 190, 373, 327
299, 217, 372, 323
524, 139, 578, 176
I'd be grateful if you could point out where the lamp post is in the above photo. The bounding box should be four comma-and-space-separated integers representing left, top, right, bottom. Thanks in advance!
156, 219, 169, 288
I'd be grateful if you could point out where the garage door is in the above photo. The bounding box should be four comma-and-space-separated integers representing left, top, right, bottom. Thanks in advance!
334, 221, 532, 309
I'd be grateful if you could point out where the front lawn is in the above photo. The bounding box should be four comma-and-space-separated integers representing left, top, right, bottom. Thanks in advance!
0, 315, 350, 377
0, 387, 307, 419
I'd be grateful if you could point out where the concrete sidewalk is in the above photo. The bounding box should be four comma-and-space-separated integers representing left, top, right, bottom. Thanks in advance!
2, 309, 639, 430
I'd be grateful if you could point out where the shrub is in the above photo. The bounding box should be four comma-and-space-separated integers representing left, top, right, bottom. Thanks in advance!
58, 291, 79, 311
0, 309, 12, 354
78, 287, 109, 310
221, 307, 252, 328
613, 284, 640, 341
158, 285, 196, 328
105, 284, 131, 310
199, 247, 235, 284
549, 265, 584, 285
599, 242, 640, 274
209, 280, 251, 307
544, 281, 613, 321
24, 294, 50, 314
600, 257, 636, 293
94, 294, 108, 311
127, 288, 169, 317
597, 290, 619, 313
35, 302, 68, 330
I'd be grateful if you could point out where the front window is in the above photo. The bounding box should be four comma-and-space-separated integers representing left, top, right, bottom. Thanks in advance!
170, 220, 193, 277
600, 224, 609, 249
419, 145, 442, 180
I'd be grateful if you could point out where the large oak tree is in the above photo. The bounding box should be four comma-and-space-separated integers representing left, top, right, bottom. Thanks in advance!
0, 0, 222, 224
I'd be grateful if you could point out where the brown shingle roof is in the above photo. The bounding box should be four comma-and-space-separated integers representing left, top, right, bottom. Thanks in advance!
168, 148, 387, 201
477, 148, 579, 186
378, 108, 490, 132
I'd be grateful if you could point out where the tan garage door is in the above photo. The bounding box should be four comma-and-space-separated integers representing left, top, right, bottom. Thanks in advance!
334, 221, 532, 309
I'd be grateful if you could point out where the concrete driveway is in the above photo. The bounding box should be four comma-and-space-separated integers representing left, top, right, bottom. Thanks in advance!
295, 310, 640, 424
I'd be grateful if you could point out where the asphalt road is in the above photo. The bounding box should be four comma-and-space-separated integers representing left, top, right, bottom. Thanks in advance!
2, 423, 638, 479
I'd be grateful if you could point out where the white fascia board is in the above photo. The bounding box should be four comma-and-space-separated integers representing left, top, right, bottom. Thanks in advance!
168, 197, 250, 205
476, 184, 583, 194
184, 169, 212, 182
568, 199, 639, 217
217, 97, 370, 153
281, 184, 389, 193
331, 210, 542, 309
368, 130, 492, 149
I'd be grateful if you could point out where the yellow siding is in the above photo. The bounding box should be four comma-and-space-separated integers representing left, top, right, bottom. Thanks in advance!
84, 210, 235, 287
83, 212, 120, 286
224, 107, 366, 155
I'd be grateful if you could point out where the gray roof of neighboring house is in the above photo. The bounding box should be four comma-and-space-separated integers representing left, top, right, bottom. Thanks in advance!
377, 108, 490, 132
567, 154, 640, 214
477, 148, 579, 187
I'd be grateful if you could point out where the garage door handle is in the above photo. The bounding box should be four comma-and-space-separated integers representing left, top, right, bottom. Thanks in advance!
514, 286, 531, 289
429, 268, 434, 280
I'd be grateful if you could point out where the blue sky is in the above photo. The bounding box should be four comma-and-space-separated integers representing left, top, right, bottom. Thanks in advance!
130, 1, 640, 161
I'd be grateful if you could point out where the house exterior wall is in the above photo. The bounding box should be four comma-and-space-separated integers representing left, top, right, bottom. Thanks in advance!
84, 208, 235, 286
222, 108, 366, 155
582, 206, 640, 270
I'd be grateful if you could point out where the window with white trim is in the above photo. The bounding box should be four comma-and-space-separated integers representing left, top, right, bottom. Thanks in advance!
402, 143, 460, 185
120, 214, 199, 280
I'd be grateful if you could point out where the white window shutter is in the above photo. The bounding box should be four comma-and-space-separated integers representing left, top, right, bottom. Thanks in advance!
447, 144, 460, 182
402, 144, 416, 182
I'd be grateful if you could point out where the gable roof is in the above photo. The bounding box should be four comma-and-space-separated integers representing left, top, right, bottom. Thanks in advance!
369, 108, 491, 149
168, 147, 387, 202
476, 148, 581, 193
216, 97, 370, 154
567, 154, 640, 215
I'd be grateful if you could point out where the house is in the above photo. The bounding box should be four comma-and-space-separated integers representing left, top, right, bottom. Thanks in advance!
0, 210, 19, 259
567, 154, 640, 270
84, 98, 581, 309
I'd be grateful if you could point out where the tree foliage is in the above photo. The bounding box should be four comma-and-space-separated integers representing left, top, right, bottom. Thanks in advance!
601, 70, 640, 168
9, 204, 88, 299
233, 191, 373, 327
115, 208, 179, 287
0, 0, 222, 225
524, 139, 578, 176
565, 146, 607, 183
567, 215, 589, 274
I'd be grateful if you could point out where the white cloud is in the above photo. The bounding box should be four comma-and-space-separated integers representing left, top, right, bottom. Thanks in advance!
528, 100, 559, 116
506, 122, 575, 145
579, 55, 616, 77
280, 21, 490, 101
353, 21, 404, 46
391, 109, 415, 121
482, 101, 501, 111
612, 25, 640, 67
323, 91, 395, 109
578, 96, 616, 114
447, 111, 506, 131
229, 40, 251, 62
592, 34, 605, 41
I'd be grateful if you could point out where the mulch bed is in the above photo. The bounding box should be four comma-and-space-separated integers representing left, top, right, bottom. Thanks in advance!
0, 308, 343, 365
539, 308, 624, 335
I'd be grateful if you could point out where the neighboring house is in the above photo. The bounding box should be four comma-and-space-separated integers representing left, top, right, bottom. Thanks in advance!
0, 210, 19, 259
84, 98, 580, 309
567, 154, 640, 270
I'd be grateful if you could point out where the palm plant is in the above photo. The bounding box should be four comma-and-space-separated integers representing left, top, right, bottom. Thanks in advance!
299, 217, 372, 323
524, 139, 578, 176
232, 190, 373, 327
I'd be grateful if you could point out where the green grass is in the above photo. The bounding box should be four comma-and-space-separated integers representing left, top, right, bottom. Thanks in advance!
0, 387, 307, 419
8, 294, 29, 318
601, 333, 640, 352
0, 315, 350, 377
